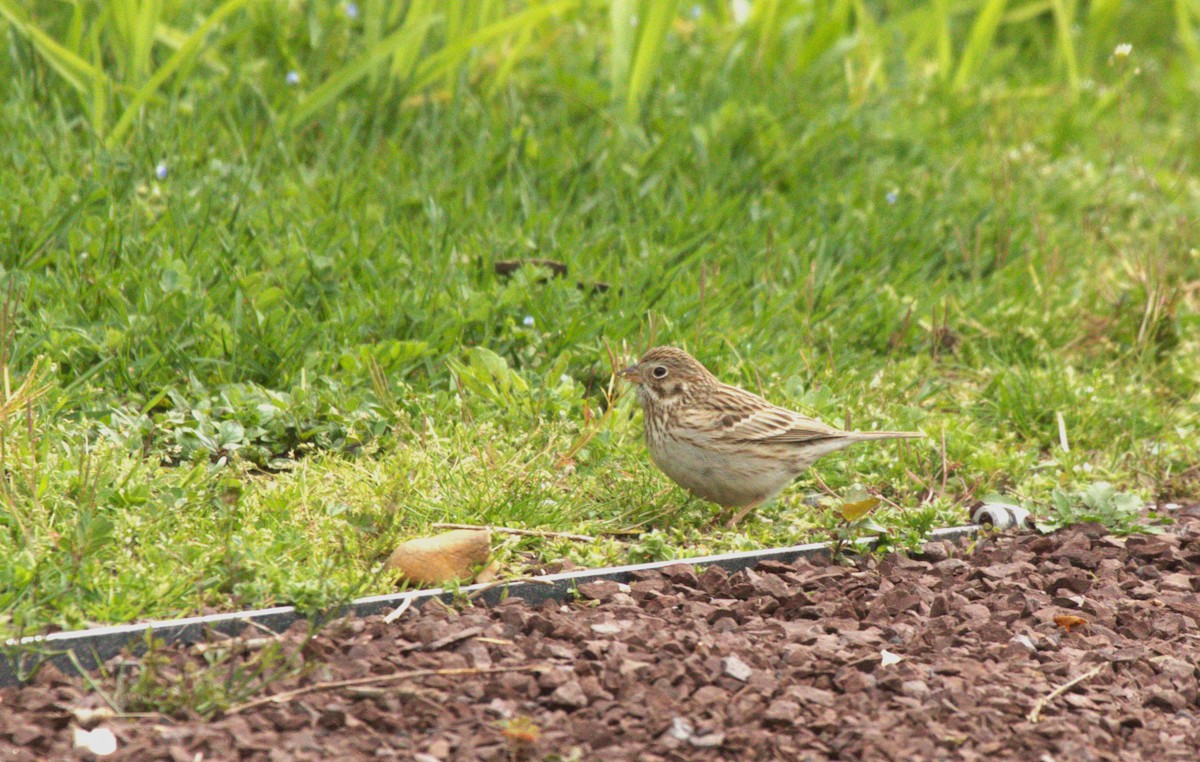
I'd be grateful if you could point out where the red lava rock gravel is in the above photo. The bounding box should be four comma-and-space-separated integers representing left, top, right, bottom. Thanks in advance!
2, 507, 1198, 761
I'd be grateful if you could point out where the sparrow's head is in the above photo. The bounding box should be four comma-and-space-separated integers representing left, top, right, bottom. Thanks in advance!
619, 346, 717, 406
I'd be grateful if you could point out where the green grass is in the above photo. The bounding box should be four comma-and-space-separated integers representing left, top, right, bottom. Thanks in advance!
1, 1, 1198, 637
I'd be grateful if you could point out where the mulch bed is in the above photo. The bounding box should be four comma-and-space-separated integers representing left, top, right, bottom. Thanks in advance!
2, 508, 1198, 761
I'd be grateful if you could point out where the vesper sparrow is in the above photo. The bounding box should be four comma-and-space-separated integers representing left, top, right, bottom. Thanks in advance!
619, 346, 923, 525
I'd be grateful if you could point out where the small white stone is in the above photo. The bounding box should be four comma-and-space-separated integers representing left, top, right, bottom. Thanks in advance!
73, 727, 117, 756
723, 655, 753, 681
667, 716, 694, 741
1010, 634, 1036, 652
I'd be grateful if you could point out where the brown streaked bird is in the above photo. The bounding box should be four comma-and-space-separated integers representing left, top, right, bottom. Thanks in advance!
618, 347, 923, 525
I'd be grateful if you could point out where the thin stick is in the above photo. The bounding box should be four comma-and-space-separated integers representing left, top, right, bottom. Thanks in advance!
431, 523, 594, 542
809, 469, 838, 498
866, 487, 903, 512
225, 665, 540, 715
1027, 664, 1106, 723
382, 596, 413, 624
939, 426, 949, 500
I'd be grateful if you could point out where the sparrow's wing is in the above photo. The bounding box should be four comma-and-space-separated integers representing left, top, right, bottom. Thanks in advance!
691, 384, 846, 444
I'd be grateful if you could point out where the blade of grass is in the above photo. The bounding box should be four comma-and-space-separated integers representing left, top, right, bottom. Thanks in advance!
624, 0, 682, 118
409, 0, 578, 92
793, 0, 853, 75
935, 0, 954, 80
609, 0, 637, 95
1050, 0, 1079, 97
287, 14, 442, 130
0, 0, 108, 98
106, 0, 255, 146
952, 0, 1010, 90
1178, 0, 1200, 65
388, 0, 439, 81
1083, 0, 1123, 73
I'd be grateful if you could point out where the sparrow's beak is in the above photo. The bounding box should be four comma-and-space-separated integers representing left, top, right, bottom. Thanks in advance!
618, 364, 641, 383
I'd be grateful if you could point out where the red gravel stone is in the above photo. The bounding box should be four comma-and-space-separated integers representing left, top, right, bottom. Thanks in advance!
2, 507, 1199, 760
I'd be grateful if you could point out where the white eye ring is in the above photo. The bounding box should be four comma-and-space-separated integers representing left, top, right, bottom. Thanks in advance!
652, 366, 668, 379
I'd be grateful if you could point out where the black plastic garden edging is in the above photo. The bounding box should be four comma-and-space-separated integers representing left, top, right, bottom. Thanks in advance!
0, 525, 979, 686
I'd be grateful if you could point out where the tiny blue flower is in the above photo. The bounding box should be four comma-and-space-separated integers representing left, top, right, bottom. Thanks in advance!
522, 315, 535, 328
886, 190, 898, 205
155, 162, 168, 180
345, 2, 359, 19
691, 4, 702, 18
286, 71, 300, 86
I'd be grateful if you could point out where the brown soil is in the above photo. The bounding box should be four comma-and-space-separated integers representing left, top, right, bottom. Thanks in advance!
2, 508, 1198, 761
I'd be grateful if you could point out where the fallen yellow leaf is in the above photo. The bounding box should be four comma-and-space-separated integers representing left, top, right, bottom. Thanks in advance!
840, 497, 881, 522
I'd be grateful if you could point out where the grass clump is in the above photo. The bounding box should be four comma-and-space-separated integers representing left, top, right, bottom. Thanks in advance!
0, 2, 1197, 637
1034, 482, 1167, 536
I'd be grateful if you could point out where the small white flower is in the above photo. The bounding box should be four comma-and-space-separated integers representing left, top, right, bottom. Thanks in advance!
155, 162, 168, 180
345, 2, 359, 19
691, 4, 702, 18
522, 315, 535, 327
286, 70, 300, 85
1113, 43, 1132, 59
73, 727, 117, 756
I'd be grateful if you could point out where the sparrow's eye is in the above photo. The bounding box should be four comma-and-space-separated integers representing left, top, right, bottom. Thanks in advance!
652, 366, 668, 379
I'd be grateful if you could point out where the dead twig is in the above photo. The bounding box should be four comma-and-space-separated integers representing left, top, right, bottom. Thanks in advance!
939, 427, 949, 500
1027, 664, 1106, 723
866, 487, 903, 512
808, 469, 838, 498
225, 665, 540, 715
431, 522, 594, 543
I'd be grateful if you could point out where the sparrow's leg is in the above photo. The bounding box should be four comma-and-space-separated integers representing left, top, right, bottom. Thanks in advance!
726, 498, 763, 527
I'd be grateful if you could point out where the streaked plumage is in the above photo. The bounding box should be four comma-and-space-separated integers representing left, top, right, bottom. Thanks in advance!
619, 347, 923, 524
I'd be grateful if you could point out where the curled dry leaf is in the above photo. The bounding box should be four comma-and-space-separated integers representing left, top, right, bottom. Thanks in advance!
385, 529, 492, 586
1053, 614, 1088, 633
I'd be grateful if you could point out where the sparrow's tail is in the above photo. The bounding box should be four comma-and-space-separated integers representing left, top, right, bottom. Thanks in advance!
846, 430, 925, 441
